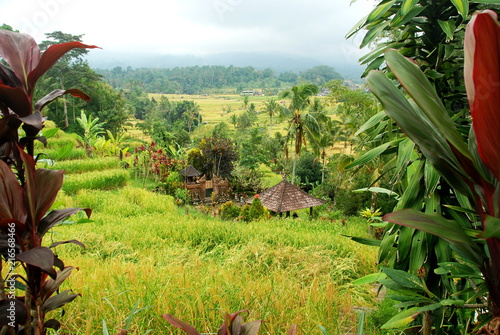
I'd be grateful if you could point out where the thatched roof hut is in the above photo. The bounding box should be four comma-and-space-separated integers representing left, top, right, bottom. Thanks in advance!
179, 165, 201, 177
248, 179, 326, 215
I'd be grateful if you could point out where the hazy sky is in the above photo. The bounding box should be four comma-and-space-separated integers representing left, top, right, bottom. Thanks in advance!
1, 0, 376, 65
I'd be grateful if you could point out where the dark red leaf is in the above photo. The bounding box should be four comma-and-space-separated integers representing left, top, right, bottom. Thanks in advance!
465, 10, 500, 181
28, 42, 99, 95
163, 314, 201, 335
33, 168, 64, 225
38, 208, 91, 236
0, 30, 40, 91
16, 247, 56, 279
41, 267, 75, 302
42, 290, 80, 313
0, 299, 29, 326
44, 319, 61, 331
0, 85, 31, 117
0, 159, 26, 222
35, 89, 91, 113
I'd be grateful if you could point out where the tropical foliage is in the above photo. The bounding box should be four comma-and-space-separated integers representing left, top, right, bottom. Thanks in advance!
364, 9, 500, 334
0, 30, 93, 334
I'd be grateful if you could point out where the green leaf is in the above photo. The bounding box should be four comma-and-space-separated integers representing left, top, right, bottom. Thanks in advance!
392, 6, 426, 27
355, 111, 387, 136
479, 215, 500, 239
345, 139, 403, 170
450, 0, 468, 19
440, 299, 465, 307
384, 50, 471, 160
353, 272, 387, 286
381, 304, 442, 329
342, 235, 381, 247
384, 209, 484, 264
382, 267, 425, 290
438, 19, 456, 41
353, 187, 399, 198
409, 230, 427, 274
401, 0, 418, 16
361, 22, 390, 48
367, 0, 397, 23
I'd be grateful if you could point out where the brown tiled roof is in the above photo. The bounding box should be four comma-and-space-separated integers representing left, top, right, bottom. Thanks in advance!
248, 179, 326, 212
179, 165, 201, 177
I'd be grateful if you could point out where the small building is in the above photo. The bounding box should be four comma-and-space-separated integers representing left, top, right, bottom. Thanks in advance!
179, 165, 229, 203
247, 179, 326, 217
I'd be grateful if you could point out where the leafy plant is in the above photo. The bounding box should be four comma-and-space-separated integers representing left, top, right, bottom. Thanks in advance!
76, 110, 106, 157
0, 29, 96, 334
219, 201, 242, 221
241, 195, 269, 222
0, 148, 91, 333
0, 30, 97, 166
365, 10, 500, 333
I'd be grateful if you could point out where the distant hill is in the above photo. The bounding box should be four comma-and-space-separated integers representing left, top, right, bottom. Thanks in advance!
87, 51, 365, 80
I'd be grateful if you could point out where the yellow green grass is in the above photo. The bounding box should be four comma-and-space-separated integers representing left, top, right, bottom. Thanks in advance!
49, 186, 378, 334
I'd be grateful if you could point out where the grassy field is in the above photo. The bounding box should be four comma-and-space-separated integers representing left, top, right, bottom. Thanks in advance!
50, 185, 379, 334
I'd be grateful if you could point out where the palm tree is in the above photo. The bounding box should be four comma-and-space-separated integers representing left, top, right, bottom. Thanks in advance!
279, 83, 322, 184
263, 98, 279, 136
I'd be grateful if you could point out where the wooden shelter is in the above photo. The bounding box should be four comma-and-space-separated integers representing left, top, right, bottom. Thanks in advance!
248, 179, 326, 217
180, 165, 229, 203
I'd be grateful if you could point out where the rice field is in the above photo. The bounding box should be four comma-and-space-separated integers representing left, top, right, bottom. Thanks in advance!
47, 185, 380, 334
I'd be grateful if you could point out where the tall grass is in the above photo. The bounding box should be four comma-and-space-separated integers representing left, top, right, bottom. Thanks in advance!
50, 186, 378, 334
47, 157, 123, 174
62, 168, 130, 194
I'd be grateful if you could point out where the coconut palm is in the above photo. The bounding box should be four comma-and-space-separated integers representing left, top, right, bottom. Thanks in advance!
279, 83, 322, 184
263, 98, 280, 136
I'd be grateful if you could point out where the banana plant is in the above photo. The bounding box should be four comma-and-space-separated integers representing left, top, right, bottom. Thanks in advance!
366, 10, 500, 333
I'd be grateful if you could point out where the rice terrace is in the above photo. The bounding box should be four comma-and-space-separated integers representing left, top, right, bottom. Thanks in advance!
2, 0, 500, 334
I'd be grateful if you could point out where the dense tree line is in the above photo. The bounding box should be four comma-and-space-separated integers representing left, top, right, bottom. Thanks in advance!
97, 65, 343, 94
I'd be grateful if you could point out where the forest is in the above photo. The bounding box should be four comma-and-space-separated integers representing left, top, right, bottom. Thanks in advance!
2, 0, 500, 334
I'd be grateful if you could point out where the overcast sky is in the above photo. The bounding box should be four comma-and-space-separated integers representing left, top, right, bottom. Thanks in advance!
1, 0, 376, 67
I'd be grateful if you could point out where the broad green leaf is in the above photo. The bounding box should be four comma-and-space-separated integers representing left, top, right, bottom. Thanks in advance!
366, 70, 472, 196
379, 227, 398, 263
345, 139, 403, 170
381, 304, 442, 329
367, 0, 397, 23
353, 187, 399, 198
401, 0, 418, 16
424, 161, 440, 196
398, 225, 415, 262
384, 50, 471, 160
353, 272, 387, 285
342, 235, 381, 247
384, 209, 484, 264
438, 19, 456, 41
361, 22, 390, 48
409, 230, 427, 274
450, 0, 468, 19
392, 6, 426, 27
440, 299, 465, 306
382, 267, 425, 290
355, 111, 387, 136
395, 161, 424, 210
480, 215, 500, 239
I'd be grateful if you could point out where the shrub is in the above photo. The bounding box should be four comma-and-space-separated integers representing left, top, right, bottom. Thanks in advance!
174, 188, 191, 206
241, 196, 269, 222
219, 201, 241, 220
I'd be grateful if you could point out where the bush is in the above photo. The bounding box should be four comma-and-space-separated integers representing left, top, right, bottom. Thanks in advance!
241, 196, 269, 222
219, 201, 241, 220
174, 188, 191, 206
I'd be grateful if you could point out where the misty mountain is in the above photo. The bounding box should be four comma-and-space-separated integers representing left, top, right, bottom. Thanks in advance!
87, 51, 365, 79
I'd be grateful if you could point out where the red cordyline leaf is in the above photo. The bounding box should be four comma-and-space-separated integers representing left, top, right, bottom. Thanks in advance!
465, 10, 500, 182
0, 30, 99, 116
